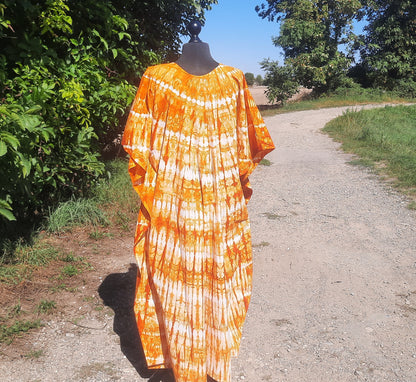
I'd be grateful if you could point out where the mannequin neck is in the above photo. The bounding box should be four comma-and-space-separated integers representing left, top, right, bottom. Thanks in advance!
175, 42, 219, 76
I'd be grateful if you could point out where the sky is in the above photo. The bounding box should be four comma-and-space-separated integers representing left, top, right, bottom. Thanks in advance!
182, 0, 284, 76
180, 1, 367, 77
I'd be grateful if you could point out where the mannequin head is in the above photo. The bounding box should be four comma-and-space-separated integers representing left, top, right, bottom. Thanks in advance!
187, 20, 202, 43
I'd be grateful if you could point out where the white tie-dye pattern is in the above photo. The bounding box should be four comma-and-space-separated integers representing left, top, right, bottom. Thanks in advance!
122, 62, 275, 382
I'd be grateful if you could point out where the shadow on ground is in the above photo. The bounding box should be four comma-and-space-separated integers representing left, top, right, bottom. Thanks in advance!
98, 264, 175, 382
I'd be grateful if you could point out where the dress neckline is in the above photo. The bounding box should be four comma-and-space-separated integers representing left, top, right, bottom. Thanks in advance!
170, 62, 222, 78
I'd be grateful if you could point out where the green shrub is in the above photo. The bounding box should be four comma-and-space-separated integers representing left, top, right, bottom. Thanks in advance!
0, 1, 134, 240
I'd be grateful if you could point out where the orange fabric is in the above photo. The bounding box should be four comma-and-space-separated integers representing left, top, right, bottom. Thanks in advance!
122, 62, 275, 382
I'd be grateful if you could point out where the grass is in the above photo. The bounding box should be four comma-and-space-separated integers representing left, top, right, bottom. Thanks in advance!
60, 264, 79, 277
24, 349, 44, 359
0, 303, 22, 322
47, 198, 109, 233
93, 159, 139, 215
46, 159, 139, 234
58, 255, 93, 279
323, 105, 416, 200
260, 87, 413, 117
0, 159, 136, 285
0, 238, 61, 284
89, 230, 113, 240
0, 319, 42, 344
35, 300, 56, 314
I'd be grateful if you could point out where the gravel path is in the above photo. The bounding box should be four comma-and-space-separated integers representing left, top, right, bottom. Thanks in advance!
1, 106, 415, 382
237, 106, 416, 382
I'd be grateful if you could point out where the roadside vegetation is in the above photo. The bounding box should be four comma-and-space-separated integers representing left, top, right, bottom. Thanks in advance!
1, 0, 416, 347
0, 0, 217, 240
323, 105, 416, 206
257, 1, 416, 104
0, 159, 138, 344
0, 159, 137, 280
0, 0, 219, 345
260, 86, 413, 117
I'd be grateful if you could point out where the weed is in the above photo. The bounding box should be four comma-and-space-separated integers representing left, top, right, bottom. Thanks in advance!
0, 319, 42, 344
61, 265, 79, 278
50, 283, 68, 293
8, 303, 22, 319
24, 349, 44, 359
271, 318, 291, 326
0, 303, 22, 323
75, 361, 119, 380
262, 212, 283, 220
260, 158, 272, 166
0, 238, 60, 285
0, 264, 31, 284
253, 241, 270, 248
408, 201, 416, 210
59, 254, 91, 273
14, 242, 60, 266
36, 300, 57, 314
89, 230, 113, 240
61, 253, 77, 262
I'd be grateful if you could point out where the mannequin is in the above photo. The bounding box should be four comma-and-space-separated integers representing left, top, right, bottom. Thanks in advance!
175, 20, 219, 76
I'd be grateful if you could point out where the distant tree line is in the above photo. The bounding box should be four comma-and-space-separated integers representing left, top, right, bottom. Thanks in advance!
0, 0, 217, 238
244, 73, 263, 86
256, 0, 416, 103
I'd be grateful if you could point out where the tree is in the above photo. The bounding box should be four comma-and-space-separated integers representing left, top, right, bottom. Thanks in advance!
260, 59, 299, 104
256, 0, 364, 95
67, 0, 218, 82
360, 0, 416, 96
255, 74, 263, 85
245, 72, 255, 86
0, 0, 217, 233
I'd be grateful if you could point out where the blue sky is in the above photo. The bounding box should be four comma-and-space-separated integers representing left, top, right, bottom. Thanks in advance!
182, 0, 284, 76
180, 1, 367, 76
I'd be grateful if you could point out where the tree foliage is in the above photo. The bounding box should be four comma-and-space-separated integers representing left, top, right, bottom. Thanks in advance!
360, 0, 416, 96
0, 0, 216, 236
260, 59, 299, 104
255, 74, 263, 85
257, 0, 416, 101
245, 72, 255, 86
256, 0, 365, 100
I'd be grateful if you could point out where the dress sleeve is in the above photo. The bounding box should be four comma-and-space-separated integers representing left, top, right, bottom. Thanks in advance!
121, 70, 154, 212
237, 74, 275, 201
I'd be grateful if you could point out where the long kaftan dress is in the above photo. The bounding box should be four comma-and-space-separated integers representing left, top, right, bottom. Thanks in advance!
122, 62, 275, 382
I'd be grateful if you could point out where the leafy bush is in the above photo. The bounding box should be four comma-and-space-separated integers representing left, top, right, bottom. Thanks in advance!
0, 0, 216, 241
260, 59, 299, 104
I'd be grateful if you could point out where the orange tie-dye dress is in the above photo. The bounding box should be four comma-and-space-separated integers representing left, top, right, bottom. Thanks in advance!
122, 62, 275, 382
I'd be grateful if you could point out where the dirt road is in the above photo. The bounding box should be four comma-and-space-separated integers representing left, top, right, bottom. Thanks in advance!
1, 105, 415, 381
